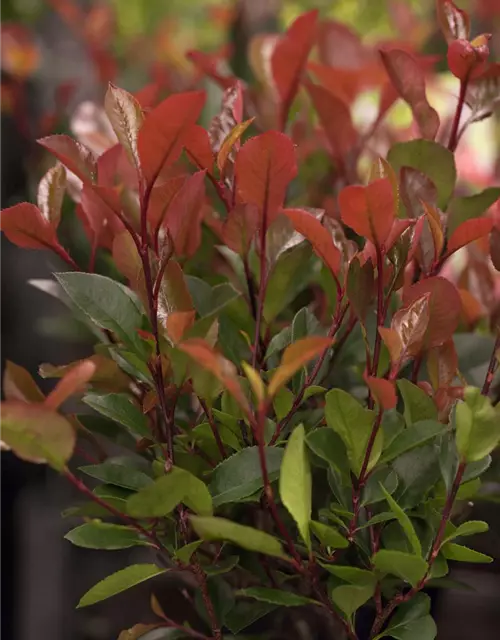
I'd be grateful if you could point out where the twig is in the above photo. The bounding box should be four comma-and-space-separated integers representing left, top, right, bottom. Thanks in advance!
198, 397, 227, 459
481, 331, 500, 397
448, 75, 470, 152
252, 180, 271, 369
155, 618, 211, 640
191, 561, 222, 640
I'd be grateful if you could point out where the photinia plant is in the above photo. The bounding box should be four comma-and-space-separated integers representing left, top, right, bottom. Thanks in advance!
2, 2, 500, 639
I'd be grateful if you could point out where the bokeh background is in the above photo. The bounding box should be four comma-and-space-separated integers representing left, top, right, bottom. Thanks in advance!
2, 1, 500, 639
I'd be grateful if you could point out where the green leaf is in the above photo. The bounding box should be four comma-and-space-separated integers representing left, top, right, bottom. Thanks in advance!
372, 550, 428, 587
447, 187, 500, 237
1, 401, 75, 471
80, 461, 153, 491
306, 427, 350, 477
310, 520, 348, 549
203, 555, 240, 576
65, 522, 149, 550
264, 244, 316, 322
174, 541, 203, 564
319, 564, 377, 587
455, 386, 500, 463
280, 424, 312, 549
77, 564, 167, 608
443, 520, 489, 544
392, 445, 441, 509
225, 600, 276, 634
325, 389, 381, 477
380, 421, 445, 464
331, 584, 374, 618
237, 587, 319, 607
380, 485, 422, 556
396, 381, 438, 425
83, 393, 151, 439
127, 467, 213, 517
361, 467, 398, 506
266, 325, 292, 362
376, 593, 437, 640
210, 446, 283, 507
357, 512, 397, 530
56, 273, 149, 358
273, 386, 294, 420
381, 410, 406, 450
190, 516, 286, 559
387, 140, 456, 209
441, 542, 492, 563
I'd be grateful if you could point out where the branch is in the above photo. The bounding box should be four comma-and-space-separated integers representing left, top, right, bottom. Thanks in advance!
198, 396, 227, 459
448, 75, 470, 152
481, 331, 500, 397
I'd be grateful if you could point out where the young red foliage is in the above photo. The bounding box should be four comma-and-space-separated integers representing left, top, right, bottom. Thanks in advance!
436, 0, 470, 44
365, 376, 397, 410
446, 217, 494, 256
38, 134, 97, 183
338, 178, 396, 247
0, 203, 60, 250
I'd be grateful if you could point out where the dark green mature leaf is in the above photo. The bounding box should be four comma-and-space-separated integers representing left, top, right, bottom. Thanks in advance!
225, 600, 277, 634
325, 389, 380, 477
83, 393, 151, 439
65, 522, 149, 550
392, 444, 440, 509
127, 467, 213, 517
447, 188, 500, 237
331, 584, 374, 618
80, 460, 153, 491
380, 485, 422, 556
320, 564, 377, 586
238, 587, 319, 607
387, 140, 456, 209
1, 402, 75, 471
375, 593, 437, 640
306, 427, 350, 478
441, 543, 492, 563
397, 381, 438, 425
443, 520, 489, 544
280, 425, 312, 549
380, 421, 445, 464
266, 325, 292, 362
362, 467, 398, 506
210, 446, 283, 507
174, 541, 203, 564
78, 564, 167, 607
455, 387, 500, 463
310, 520, 348, 549
373, 550, 428, 587
56, 273, 149, 358
190, 516, 287, 559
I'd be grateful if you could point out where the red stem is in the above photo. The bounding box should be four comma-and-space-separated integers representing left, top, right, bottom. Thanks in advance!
198, 397, 227, 459
448, 75, 470, 153
369, 245, 385, 387
481, 332, 500, 397
252, 183, 270, 369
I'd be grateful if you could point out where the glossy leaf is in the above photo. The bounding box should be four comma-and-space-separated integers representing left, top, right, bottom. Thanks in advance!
80, 461, 153, 491
376, 593, 437, 640
320, 564, 376, 586
325, 389, 381, 477
441, 542, 492, 563
437, 0, 470, 43
280, 425, 312, 549
77, 564, 167, 608
190, 516, 287, 559
373, 549, 428, 587
37, 163, 66, 228
138, 91, 205, 187
366, 377, 397, 410
238, 587, 318, 607
268, 337, 332, 397
104, 83, 143, 169
83, 393, 151, 439
38, 134, 97, 183
380, 420, 444, 464
65, 522, 148, 550
1, 401, 75, 470
283, 208, 341, 275
55, 272, 149, 358
339, 178, 395, 247
310, 520, 348, 549
210, 447, 283, 507
388, 140, 456, 209
380, 49, 439, 140
127, 467, 212, 517
443, 520, 489, 544
455, 386, 500, 462
331, 584, 374, 618
235, 131, 297, 219
380, 485, 421, 556
397, 380, 438, 425
446, 218, 493, 256
447, 187, 500, 237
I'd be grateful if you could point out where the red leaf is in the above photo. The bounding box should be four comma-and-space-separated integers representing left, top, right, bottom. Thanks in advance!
0, 203, 59, 249
134, 82, 160, 109
365, 376, 397, 410
186, 50, 235, 90
271, 10, 318, 128
148, 175, 187, 237
235, 131, 297, 220
380, 49, 440, 140
283, 208, 341, 275
402, 276, 461, 349
317, 20, 370, 69
447, 37, 491, 81
179, 338, 249, 413
138, 91, 206, 189
184, 125, 215, 175
37, 134, 97, 183
306, 82, 358, 160
79, 184, 124, 251
162, 171, 207, 258
44, 359, 96, 410
490, 226, 500, 271
209, 83, 244, 156
214, 203, 259, 255
338, 178, 395, 247
426, 339, 458, 390
446, 217, 493, 256
436, 0, 470, 44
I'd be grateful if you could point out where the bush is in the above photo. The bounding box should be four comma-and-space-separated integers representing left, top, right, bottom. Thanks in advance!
2, 2, 500, 639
